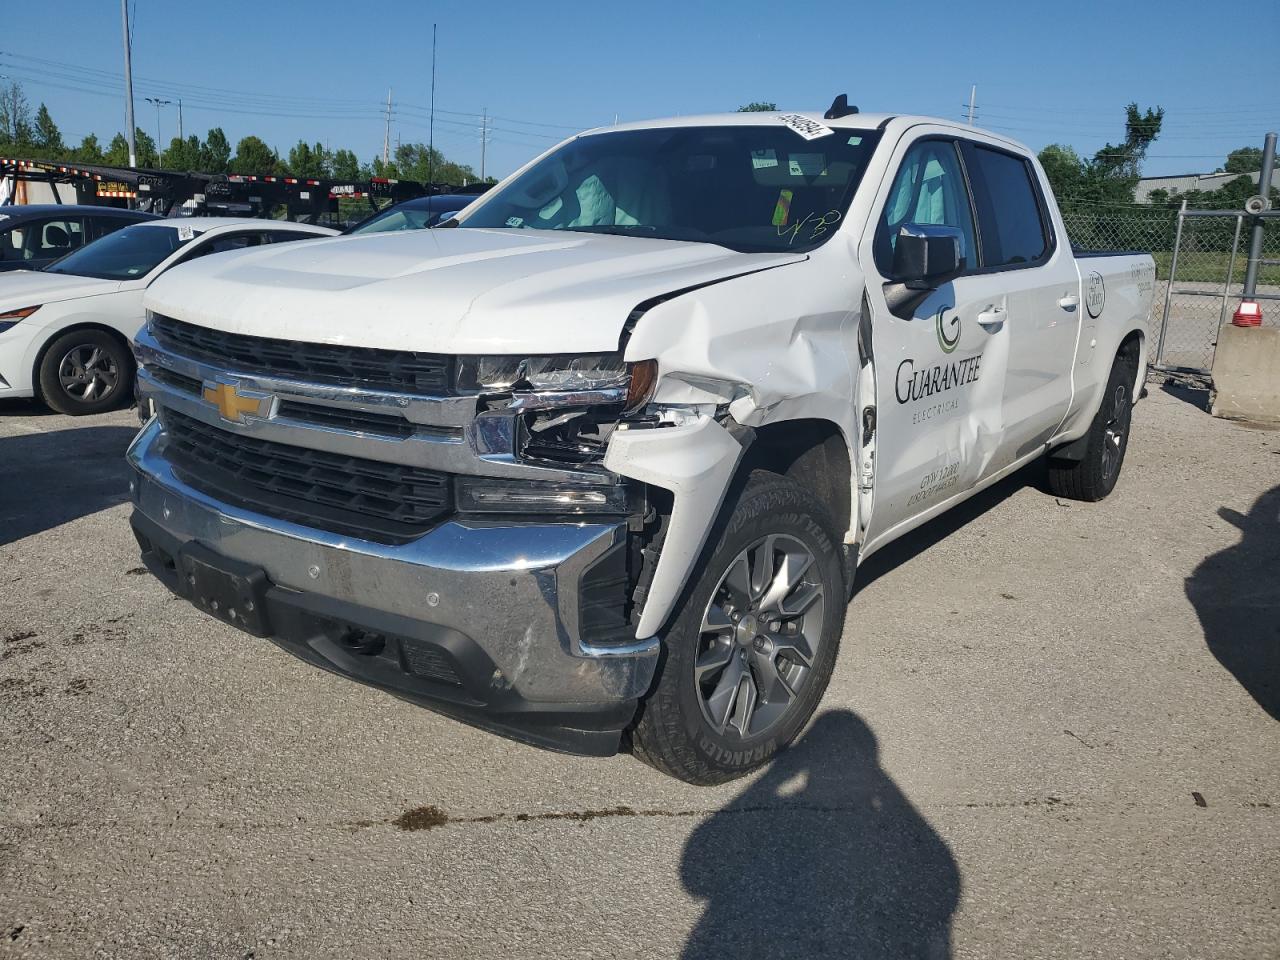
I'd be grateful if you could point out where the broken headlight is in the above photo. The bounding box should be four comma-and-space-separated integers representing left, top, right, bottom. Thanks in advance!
459, 354, 629, 393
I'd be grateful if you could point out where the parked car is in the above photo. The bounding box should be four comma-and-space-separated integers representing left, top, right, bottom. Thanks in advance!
0, 217, 337, 415
0, 204, 160, 273
129, 105, 1154, 783
345, 194, 478, 234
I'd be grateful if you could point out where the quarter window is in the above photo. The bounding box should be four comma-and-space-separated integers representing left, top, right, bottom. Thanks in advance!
962, 144, 1049, 267
874, 140, 976, 276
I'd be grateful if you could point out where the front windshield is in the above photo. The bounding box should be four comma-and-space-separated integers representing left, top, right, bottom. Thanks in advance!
461, 125, 882, 253
45, 224, 201, 280
349, 206, 434, 235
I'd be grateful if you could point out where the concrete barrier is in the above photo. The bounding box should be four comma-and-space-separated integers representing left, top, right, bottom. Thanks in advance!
1211, 324, 1280, 423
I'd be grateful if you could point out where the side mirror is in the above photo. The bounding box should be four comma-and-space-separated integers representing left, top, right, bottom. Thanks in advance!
884, 224, 966, 319
892, 224, 965, 285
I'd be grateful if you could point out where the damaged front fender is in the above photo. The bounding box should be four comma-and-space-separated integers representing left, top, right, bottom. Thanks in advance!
603, 415, 748, 639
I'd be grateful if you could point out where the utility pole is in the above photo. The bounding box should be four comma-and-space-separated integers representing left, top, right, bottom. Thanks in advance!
966, 85, 977, 126
120, 0, 137, 167
177, 97, 183, 140
382, 87, 392, 165
427, 23, 437, 186
1242, 131, 1277, 299
479, 108, 487, 182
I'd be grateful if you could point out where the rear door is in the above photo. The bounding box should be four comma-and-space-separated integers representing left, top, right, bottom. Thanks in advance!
859, 133, 1013, 546
958, 141, 1081, 465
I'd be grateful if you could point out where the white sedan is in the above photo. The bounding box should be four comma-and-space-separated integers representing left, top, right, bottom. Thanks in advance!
0, 217, 337, 415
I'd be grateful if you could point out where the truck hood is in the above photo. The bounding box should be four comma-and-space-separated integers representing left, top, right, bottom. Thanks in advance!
142, 228, 807, 354
0, 271, 119, 308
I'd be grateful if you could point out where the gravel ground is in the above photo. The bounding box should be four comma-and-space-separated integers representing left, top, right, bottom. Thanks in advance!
0, 387, 1276, 960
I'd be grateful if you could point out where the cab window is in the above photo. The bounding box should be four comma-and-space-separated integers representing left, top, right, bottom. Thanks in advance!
874, 140, 975, 276
960, 143, 1051, 268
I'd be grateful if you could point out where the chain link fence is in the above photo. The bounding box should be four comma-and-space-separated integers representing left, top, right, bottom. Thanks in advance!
1060, 205, 1279, 373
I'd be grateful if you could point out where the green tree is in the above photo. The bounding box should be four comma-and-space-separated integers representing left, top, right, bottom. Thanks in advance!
287, 140, 331, 179
33, 103, 64, 154
134, 128, 158, 167
330, 148, 361, 181
0, 81, 32, 145
200, 127, 231, 173
737, 101, 777, 112
1224, 146, 1263, 174
165, 135, 203, 171
1037, 103, 1163, 210
104, 128, 158, 167
230, 135, 280, 174
73, 134, 104, 164
1037, 144, 1084, 198
391, 142, 478, 185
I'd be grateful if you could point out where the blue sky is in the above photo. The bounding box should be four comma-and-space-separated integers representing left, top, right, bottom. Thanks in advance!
3, 0, 1276, 181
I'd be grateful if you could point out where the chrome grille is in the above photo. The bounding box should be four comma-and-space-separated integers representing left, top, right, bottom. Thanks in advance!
161, 409, 452, 543
150, 314, 453, 395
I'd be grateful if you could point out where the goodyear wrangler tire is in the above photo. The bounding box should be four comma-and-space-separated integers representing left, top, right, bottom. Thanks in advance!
1047, 352, 1137, 502
629, 470, 846, 785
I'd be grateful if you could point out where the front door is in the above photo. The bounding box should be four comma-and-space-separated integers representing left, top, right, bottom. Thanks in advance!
859, 134, 1011, 549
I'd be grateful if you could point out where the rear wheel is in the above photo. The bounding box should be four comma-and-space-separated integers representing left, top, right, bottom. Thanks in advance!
629, 471, 846, 785
1048, 352, 1136, 502
37, 329, 133, 416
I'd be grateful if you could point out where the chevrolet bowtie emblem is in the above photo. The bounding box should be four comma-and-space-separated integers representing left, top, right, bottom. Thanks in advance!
202, 381, 272, 424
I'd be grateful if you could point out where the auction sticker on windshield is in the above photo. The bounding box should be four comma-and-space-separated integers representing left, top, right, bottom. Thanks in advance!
777, 114, 834, 140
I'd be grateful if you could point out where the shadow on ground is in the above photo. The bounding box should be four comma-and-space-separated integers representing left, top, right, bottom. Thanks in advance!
1160, 380, 1211, 412
0, 425, 137, 546
681, 710, 960, 960
853, 459, 1044, 597
1186, 485, 1280, 721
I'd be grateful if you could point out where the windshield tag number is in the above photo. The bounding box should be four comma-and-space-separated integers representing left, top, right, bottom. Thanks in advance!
777, 114, 835, 140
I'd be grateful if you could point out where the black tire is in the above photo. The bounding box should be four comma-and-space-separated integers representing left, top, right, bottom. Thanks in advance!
37, 329, 134, 416
1047, 352, 1136, 502
629, 471, 847, 785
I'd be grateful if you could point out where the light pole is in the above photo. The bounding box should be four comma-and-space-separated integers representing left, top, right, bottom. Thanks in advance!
144, 96, 172, 165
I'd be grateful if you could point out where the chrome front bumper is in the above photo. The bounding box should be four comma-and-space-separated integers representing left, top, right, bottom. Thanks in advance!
127, 419, 659, 709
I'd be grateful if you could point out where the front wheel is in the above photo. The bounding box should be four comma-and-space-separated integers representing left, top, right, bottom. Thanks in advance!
37, 329, 134, 416
629, 471, 846, 785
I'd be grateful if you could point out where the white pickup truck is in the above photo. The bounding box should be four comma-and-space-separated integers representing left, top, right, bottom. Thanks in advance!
128, 103, 1154, 784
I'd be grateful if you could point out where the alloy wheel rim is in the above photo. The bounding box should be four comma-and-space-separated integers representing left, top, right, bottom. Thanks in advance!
694, 533, 825, 739
1101, 383, 1129, 480
58, 345, 119, 402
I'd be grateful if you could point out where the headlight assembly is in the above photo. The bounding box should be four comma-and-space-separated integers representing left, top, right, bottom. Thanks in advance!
458, 354, 658, 414
459, 353, 628, 393
0, 304, 41, 334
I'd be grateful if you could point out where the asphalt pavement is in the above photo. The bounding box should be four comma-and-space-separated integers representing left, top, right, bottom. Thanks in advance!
0, 386, 1276, 960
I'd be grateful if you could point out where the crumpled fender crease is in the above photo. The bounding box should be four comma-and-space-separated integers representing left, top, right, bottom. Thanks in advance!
607, 263, 864, 637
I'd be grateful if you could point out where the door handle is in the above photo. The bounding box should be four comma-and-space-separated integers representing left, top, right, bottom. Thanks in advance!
1058, 294, 1080, 310
976, 306, 1006, 328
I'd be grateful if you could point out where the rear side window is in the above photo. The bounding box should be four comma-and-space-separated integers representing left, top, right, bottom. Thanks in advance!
962, 144, 1050, 267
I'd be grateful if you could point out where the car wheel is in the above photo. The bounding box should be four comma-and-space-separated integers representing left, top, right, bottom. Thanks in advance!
1047, 352, 1136, 502
37, 329, 134, 416
629, 470, 846, 785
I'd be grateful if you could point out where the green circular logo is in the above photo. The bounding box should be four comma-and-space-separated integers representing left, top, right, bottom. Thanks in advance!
936, 305, 960, 354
